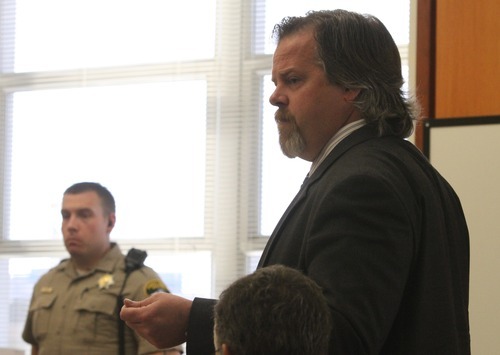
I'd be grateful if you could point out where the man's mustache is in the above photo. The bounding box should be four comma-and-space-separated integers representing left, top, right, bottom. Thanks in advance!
274, 110, 294, 123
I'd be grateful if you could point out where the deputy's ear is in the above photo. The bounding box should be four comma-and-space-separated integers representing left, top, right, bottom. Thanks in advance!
106, 213, 116, 232
343, 87, 361, 102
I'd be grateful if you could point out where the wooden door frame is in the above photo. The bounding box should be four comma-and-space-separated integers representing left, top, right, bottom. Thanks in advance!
414, 0, 436, 150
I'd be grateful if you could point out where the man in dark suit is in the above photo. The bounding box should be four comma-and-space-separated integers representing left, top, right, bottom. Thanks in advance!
121, 9, 470, 354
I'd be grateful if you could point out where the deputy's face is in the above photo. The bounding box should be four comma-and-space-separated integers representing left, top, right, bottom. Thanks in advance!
61, 191, 114, 260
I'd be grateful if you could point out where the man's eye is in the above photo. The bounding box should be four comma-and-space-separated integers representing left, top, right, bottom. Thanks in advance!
77, 210, 93, 219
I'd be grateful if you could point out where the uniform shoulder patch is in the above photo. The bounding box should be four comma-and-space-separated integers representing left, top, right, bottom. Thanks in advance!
144, 279, 169, 296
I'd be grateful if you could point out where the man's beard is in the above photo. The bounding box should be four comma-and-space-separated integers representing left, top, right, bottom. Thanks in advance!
275, 110, 306, 158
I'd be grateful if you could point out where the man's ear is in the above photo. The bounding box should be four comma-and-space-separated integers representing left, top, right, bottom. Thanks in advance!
106, 213, 116, 232
344, 87, 361, 102
221, 343, 233, 355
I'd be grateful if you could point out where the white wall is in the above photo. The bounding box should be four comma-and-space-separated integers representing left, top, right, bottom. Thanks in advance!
429, 123, 500, 353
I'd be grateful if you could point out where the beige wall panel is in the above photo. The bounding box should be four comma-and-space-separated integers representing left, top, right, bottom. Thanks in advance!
429, 123, 500, 353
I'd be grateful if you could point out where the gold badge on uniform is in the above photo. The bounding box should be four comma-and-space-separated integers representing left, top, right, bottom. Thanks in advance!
98, 274, 114, 289
41, 286, 53, 294
144, 279, 169, 295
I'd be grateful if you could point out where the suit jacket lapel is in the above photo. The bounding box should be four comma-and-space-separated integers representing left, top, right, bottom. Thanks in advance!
258, 124, 379, 267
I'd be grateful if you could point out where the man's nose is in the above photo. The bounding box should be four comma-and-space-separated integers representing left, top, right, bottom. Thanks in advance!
269, 87, 287, 107
64, 215, 78, 230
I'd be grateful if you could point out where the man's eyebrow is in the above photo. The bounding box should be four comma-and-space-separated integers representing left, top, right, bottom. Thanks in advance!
271, 68, 294, 84
278, 67, 294, 75
61, 207, 93, 214
278, 68, 298, 79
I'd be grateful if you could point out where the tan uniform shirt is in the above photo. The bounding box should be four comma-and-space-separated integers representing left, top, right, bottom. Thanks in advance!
22, 243, 183, 355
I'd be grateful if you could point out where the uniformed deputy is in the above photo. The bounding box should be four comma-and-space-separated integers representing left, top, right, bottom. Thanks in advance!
22, 182, 183, 355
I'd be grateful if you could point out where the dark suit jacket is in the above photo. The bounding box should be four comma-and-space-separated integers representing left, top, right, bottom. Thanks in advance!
186, 124, 471, 355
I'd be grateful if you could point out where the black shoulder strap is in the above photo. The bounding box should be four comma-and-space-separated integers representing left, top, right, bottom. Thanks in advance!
117, 248, 148, 355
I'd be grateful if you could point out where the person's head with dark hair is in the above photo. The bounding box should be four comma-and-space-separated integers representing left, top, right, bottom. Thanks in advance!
270, 9, 419, 161
64, 181, 116, 214
213, 265, 331, 355
61, 182, 116, 270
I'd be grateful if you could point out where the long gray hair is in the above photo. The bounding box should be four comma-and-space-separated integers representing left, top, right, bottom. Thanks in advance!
272, 9, 420, 138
